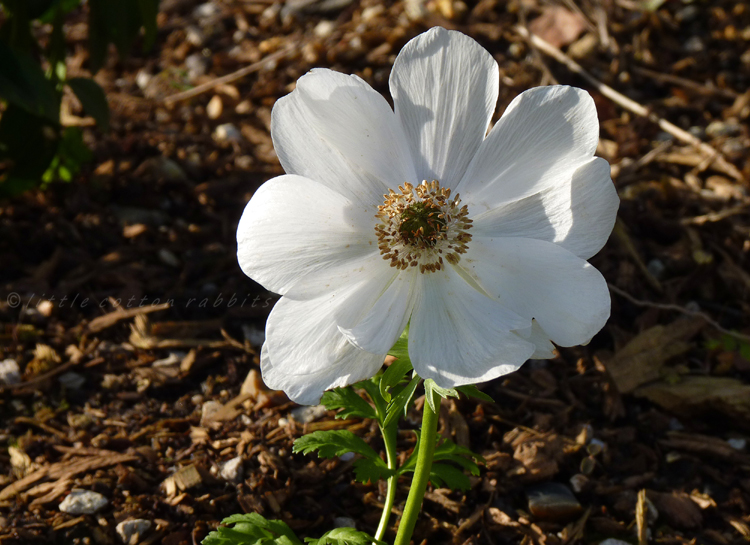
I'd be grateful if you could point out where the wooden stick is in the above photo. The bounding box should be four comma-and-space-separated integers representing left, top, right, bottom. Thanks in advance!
515, 26, 744, 182
164, 45, 296, 104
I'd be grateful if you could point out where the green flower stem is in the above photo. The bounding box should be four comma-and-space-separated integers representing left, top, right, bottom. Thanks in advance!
393, 392, 442, 545
374, 424, 398, 541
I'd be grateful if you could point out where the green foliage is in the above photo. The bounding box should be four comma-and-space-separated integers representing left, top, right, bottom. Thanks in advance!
400, 434, 483, 492
292, 430, 381, 462
0, 0, 158, 195
305, 527, 386, 545
456, 384, 494, 403
383, 374, 419, 428
202, 513, 303, 545
321, 388, 378, 421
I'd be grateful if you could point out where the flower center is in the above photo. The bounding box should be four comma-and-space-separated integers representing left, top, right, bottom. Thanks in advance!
398, 201, 446, 247
375, 180, 472, 274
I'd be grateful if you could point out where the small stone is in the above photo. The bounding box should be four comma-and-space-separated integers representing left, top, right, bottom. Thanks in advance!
526, 483, 582, 521
241, 369, 265, 398
193, 2, 220, 20
0, 359, 21, 386
508, 42, 525, 59
242, 325, 265, 346
569, 473, 589, 493
135, 70, 152, 91
185, 53, 210, 82
339, 452, 355, 462
152, 353, 183, 368
599, 540, 631, 545
313, 20, 335, 38
116, 519, 152, 544
59, 489, 109, 515
220, 456, 244, 483
201, 401, 224, 425
158, 248, 181, 267
333, 517, 357, 529
235, 100, 252, 114
684, 36, 704, 53
361, 5, 384, 22
214, 123, 242, 142
59, 371, 85, 390
706, 119, 743, 138
207, 95, 223, 119
290, 405, 328, 424
185, 25, 205, 47
728, 438, 747, 450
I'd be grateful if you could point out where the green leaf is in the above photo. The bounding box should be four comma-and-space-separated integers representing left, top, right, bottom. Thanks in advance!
399, 435, 483, 492
292, 430, 380, 462
66, 77, 110, 131
41, 126, 92, 185
321, 388, 377, 421
379, 357, 413, 402
202, 513, 303, 545
305, 527, 386, 545
387, 327, 410, 362
456, 385, 494, 403
433, 439, 484, 472
352, 458, 395, 484
429, 463, 472, 491
384, 374, 420, 428
359, 379, 387, 422
0, 42, 60, 121
38, 0, 82, 23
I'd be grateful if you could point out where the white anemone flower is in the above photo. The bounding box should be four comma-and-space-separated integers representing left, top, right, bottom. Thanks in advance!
237, 27, 619, 405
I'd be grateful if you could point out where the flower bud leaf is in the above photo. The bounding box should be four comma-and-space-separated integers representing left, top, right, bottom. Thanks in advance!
293, 430, 381, 463
304, 527, 386, 545
424, 379, 459, 412
320, 388, 378, 421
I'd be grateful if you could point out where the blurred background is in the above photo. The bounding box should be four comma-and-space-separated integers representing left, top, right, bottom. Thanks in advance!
0, 1, 749, 544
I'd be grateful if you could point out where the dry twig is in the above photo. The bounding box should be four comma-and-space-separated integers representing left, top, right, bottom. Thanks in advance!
164, 46, 296, 104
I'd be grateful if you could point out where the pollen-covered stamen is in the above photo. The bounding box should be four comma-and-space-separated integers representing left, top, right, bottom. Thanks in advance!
375, 180, 473, 274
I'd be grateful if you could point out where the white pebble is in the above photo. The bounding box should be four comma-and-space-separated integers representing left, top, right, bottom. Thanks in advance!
220, 456, 244, 483
0, 359, 20, 386
116, 519, 152, 543
59, 489, 109, 515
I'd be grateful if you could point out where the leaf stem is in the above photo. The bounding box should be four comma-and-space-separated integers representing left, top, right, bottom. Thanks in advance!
374, 424, 398, 541
393, 391, 441, 545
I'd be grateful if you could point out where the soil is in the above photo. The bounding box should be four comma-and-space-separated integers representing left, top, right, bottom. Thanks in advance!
1, 0, 749, 544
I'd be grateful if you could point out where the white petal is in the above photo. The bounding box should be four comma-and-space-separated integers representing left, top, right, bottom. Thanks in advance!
237, 174, 380, 297
458, 237, 610, 347
263, 294, 387, 400
261, 341, 384, 405
389, 27, 499, 188
272, 69, 413, 206
472, 158, 619, 259
339, 269, 418, 354
516, 320, 557, 359
295, 69, 416, 189
458, 85, 599, 208
408, 267, 534, 387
